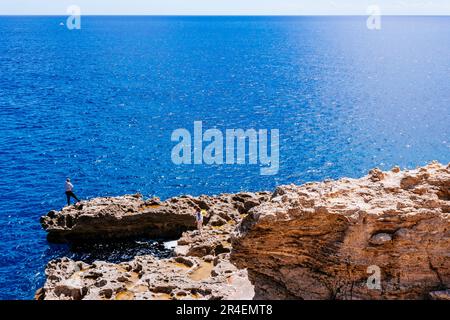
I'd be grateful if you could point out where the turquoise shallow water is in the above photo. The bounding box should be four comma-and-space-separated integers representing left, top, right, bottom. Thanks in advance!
0, 16, 449, 299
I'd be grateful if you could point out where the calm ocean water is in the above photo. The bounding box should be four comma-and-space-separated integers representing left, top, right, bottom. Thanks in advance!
0, 16, 449, 299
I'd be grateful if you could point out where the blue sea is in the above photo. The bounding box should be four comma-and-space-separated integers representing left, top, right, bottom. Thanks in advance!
0, 16, 449, 299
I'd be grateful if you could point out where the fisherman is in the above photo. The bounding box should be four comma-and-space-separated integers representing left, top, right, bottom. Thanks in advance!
65, 178, 80, 206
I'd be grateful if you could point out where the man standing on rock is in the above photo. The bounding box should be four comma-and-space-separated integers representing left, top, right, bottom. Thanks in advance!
65, 178, 80, 206
195, 209, 206, 234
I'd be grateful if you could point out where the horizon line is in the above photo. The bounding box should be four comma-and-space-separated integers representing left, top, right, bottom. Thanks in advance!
1, 14, 450, 17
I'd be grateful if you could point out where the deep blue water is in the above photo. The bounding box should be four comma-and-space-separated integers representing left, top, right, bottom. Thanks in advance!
0, 16, 449, 299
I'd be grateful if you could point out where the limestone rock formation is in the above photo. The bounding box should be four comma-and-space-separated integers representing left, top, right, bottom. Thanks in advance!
37, 191, 270, 300
36, 254, 254, 300
231, 162, 450, 299
38, 162, 449, 300
41, 192, 270, 243
429, 289, 450, 300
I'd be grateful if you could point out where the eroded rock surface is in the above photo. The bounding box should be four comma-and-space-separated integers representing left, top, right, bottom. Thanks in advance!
37, 254, 254, 300
41, 192, 269, 243
38, 163, 449, 300
231, 162, 450, 300
37, 192, 270, 300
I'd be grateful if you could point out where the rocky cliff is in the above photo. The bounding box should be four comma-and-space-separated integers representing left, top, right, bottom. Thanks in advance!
231, 162, 450, 299
37, 191, 270, 300
40, 192, 269, 243
38, 162, 449, 300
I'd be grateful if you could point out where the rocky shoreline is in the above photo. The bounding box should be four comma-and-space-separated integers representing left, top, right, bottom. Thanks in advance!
37, 162, 450, 300
37, 192, 270, 300
40, 192, 261, 243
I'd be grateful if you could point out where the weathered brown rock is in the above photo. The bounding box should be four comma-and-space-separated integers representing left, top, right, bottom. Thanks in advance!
37, 253, 254, 300
40, 192, 270, 243
429, 289, 450, 300
38, 191, 270, 300
39, 162, 449, 300
231, 162, 450, 300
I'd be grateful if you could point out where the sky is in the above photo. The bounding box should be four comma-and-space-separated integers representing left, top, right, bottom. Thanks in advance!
0, 0, 449, 15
